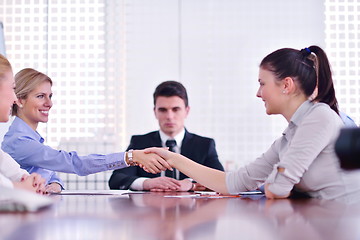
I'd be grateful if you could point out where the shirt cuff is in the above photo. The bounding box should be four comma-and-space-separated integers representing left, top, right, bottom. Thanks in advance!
130, 177, 148, 191
106, 152, 128, 170
124, 151, 129, 167
266, 166, 295, 196
48, 180, 65, 190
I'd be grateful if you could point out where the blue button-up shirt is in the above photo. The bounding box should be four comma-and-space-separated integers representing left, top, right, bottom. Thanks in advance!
2, 117, 126, 186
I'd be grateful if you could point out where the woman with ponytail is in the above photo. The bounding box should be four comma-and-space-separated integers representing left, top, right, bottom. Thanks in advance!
146, 46, 360, 201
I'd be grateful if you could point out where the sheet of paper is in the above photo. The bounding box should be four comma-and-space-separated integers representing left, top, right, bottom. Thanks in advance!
163, 194, 200, 198
163, 190, 264, 199
238, 190, 263, 195
195, 190, 263, 195
57, 190, 131, 195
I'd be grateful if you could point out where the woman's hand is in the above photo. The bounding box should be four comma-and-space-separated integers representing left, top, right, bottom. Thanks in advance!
133, 149, 173, 174
143, 147, 183, 170
143, 147, 174, 161
45, 182, 62, 194
145, 147, 228, 194
14, 173, 46, 194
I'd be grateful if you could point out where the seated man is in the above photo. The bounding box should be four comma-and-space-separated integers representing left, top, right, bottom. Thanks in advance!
109, 81, 224, 191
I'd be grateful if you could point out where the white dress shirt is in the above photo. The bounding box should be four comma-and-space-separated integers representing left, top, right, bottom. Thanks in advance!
130, 128, 186, 190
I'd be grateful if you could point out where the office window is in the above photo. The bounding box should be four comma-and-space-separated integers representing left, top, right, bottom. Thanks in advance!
325, 0, 360, 124
0, 0, 126, 190
1, 0, 358, 190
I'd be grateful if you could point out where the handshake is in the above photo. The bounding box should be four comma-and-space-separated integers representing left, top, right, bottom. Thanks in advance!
127, 148, 206, 192
128, 147, 175, 174
17, 148, 182, 195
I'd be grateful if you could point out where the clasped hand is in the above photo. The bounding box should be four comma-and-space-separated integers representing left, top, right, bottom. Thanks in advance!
13, 173, 46, 194
134, 148, 175, 174
143, 177, 193, 192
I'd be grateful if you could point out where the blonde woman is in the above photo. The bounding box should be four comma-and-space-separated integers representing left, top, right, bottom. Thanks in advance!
2, 68, 171, 193
0, 55, 45, 194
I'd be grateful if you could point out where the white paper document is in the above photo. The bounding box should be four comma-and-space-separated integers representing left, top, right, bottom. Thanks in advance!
58, 190, 131, 195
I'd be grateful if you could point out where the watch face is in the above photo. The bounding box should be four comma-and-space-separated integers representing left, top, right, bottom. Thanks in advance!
127, 149, 137, 166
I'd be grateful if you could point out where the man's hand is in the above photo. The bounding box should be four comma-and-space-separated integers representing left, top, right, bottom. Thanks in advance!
143, 177, 181, 191
177, 179, 193, 192
191, 182, 208, 191
45, 182, 62, 194
144, 178, 195, 192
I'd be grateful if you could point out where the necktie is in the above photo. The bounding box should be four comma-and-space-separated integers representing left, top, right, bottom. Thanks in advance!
166, 139, 177, 152
165, 139, 177, 179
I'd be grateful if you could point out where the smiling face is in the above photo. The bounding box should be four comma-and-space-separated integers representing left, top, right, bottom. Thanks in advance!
17, 81, 53, 130
256, 68, 285, 115
154, 96, 190, 138
0, 70, 17, 122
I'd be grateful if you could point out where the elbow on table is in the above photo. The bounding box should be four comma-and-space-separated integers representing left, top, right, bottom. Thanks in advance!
264, 184, 290, 199
207, 183, 230, 195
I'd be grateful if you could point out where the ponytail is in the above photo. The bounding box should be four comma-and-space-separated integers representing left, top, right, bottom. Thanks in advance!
260, 45, 339, 114
308, 46, 339, 114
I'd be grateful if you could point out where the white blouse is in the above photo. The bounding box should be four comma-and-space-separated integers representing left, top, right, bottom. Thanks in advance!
0, 149, 28, 188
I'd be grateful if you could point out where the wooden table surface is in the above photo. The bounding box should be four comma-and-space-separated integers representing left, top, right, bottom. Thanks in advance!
1, 191, 360, 240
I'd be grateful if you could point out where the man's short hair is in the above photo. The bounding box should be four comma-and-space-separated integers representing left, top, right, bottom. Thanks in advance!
153, 81, 189, 107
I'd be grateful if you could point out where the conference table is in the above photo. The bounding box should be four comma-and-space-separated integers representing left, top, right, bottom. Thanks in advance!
0, 190, 360, 240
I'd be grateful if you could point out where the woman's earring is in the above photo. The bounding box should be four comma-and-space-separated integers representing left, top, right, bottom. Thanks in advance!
18, 104, 23, 108
282, 90, 286, 94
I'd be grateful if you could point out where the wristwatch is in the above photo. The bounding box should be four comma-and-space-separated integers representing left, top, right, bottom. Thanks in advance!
126, 149, 138, 166
190, 183, 196, 192
188, 182, 196, 192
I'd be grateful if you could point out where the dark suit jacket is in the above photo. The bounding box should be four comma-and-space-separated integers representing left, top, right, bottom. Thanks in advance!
108, 130, 224, 190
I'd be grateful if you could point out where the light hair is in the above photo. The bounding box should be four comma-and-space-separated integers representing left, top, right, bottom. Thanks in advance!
12, 68, 53, 116
0, 54, 12, 81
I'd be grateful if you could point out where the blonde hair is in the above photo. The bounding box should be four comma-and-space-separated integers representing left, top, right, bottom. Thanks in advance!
12, 68, 53, 116
0, 54, 12, 81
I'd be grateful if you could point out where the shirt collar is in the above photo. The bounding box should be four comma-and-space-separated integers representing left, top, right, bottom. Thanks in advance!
289, 100, 313, 126
159, 128, 185, 148
282, 100, 313, 138
12, 117, 44, 143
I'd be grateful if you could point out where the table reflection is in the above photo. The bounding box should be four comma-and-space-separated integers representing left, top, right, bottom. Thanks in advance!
1, 192, 360, 240
111, 192, 230, 240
